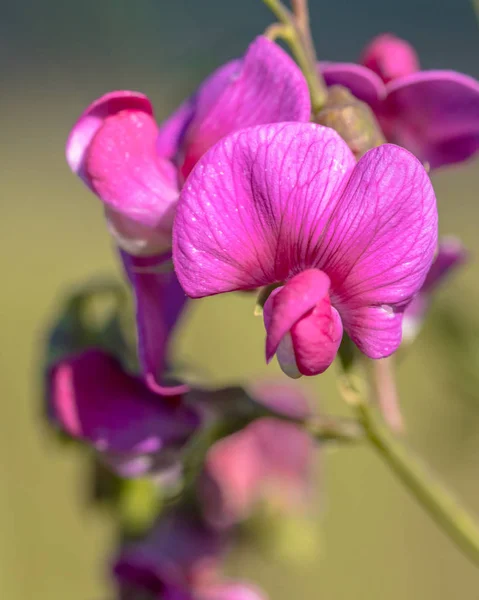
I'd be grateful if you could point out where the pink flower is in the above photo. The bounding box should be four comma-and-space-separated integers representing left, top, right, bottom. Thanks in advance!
173, 123, 437, 377
114, 511, 266, 600
48, 350, 199, 478
66, 36, 310, 255
200, 383, 313, 528
66, 37, 310, 388
320, 34, 479, 169
402, 237, 467, 343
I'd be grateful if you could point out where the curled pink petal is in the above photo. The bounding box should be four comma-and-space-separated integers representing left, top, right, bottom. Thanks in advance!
319, 61, 385, 108
360, 34, 420, 84
86, 110, 179, 250
262, 270, 343, 376
174, 123, 356, 298
66, 91, 153, 186
381, 70, 479, 169
180, 36, 311, 178
120, 251, 188, 391
48, 350, 198, 455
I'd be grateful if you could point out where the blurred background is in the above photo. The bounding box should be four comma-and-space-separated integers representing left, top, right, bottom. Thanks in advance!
1, 0, 479, 598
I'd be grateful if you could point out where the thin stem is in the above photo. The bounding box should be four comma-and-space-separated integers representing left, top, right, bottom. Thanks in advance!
358, 402, 479, 566
262, 0, 327, 112
307, 415, 365, 444
291, 0, 316, 64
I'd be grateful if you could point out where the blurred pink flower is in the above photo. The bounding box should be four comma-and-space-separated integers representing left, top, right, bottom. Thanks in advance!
48, 349, 199, 478
320, 34, 479, 169
173, 122, 437, 377
114, 511, 266, 600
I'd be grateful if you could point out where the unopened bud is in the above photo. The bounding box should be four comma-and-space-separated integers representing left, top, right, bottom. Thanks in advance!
314, 85, 385, 159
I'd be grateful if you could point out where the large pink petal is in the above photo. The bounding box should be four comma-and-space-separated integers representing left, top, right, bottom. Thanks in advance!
66, 91, 153, 187
86, 110, 179, 252
120, 251, 188, 394
173, 123, 356, 298
381, 71, 479, 168
318, 144, 437, 357
319, 62, 386, 108
180, 37, 311, 178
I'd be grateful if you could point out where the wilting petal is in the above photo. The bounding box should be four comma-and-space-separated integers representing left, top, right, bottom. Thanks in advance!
174, 123, 356, 297
200, 418, 313, 528
381, 71, 479, 168
180, 36, 311, 178
320, 62, 385, 108
263, 270, 343, 376
66, 91, 153, 186
49, 350, 198, 454
319, 144, 437, 357
402, 237, 467, 342
121, 251, 188, 393
86, 110, 179, 253
360, 34, 420, 84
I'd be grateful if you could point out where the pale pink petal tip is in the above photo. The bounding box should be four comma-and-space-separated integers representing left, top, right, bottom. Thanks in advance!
66, 91, 153, 183
360, 33, 420, 83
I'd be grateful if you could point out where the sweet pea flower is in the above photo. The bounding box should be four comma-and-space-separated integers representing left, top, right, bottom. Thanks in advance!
66, 36, 310, 255
114, 511, 266, 600
66, 36, 310, 389
48, 350, 199, 478
173, 123, 437, 377
402, 237, 467, 343
320, 34, 479, 169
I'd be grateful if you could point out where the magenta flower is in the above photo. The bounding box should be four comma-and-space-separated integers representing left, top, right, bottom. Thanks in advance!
114, 511, 265, 600
48, 350, 199, 478
66, 36, 310, 388
173, 123, 437, 377
66, 36, 310, 255
320, 34, 479, 169
402, 237, 467, 343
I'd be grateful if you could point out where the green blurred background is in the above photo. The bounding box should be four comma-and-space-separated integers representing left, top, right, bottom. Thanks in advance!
2, 0, 479, 598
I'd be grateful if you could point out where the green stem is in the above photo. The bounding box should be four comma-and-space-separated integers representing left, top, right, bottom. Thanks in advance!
358, 402, 479, 566
261, 0, 327, 112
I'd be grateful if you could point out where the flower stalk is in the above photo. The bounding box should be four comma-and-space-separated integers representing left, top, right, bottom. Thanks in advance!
358, 401, 479, 567
262, 0, 328, 112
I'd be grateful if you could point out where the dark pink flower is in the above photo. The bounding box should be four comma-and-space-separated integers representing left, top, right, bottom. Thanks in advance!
67, 37, 310, 388
114, 511, 265, 600
66, 36, 310, 255
402, 237, 467, 343
173, 123, 437, 377
320, 34, 479, 169
48, 350, 199, 477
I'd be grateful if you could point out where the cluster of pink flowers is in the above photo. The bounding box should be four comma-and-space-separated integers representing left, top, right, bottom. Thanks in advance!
46, 29, 478, 600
